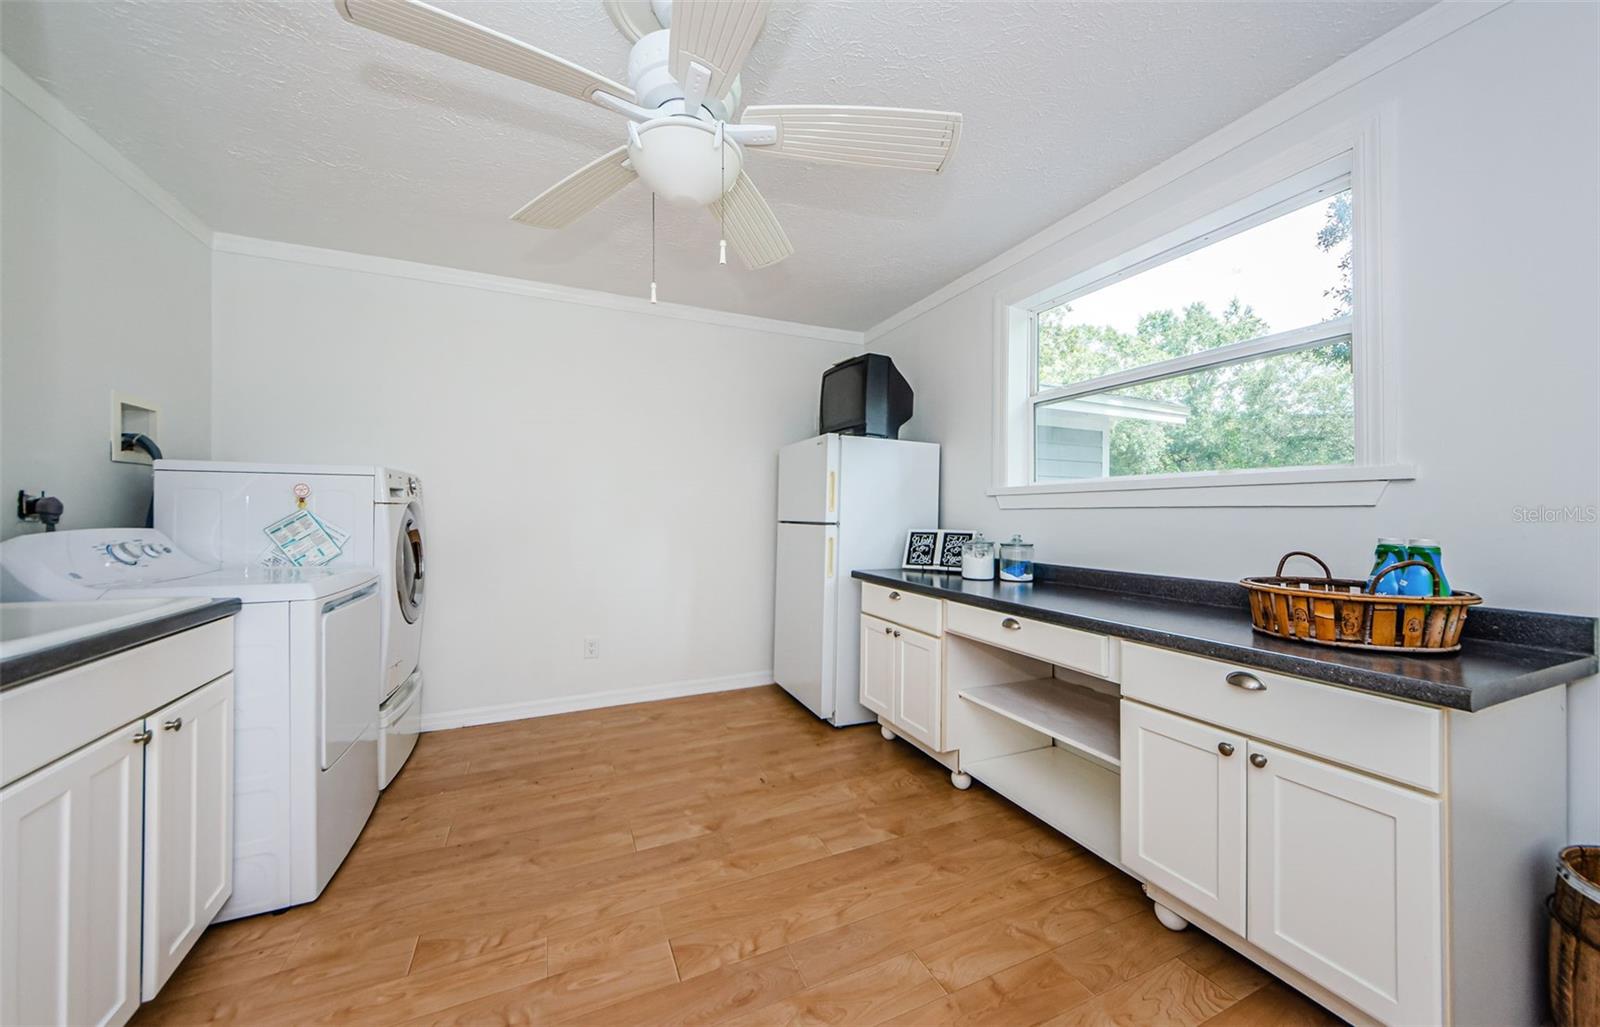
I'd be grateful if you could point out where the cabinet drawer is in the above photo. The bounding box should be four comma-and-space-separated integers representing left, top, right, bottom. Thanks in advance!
1121, 643, 1442, 792
945, 604, 1112, 680
862, 583, 942, 637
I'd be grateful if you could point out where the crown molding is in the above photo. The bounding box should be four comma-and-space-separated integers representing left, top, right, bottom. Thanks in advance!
2, 55, 213, 247
5, 56, 859, 345
863, 0, 1509, 344
211, 234, 863, 345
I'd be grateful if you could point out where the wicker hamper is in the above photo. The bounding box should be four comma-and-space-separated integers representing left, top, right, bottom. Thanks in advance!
1549, 845, 1600, 1026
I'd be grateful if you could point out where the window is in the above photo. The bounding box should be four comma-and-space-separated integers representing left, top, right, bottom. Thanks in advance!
1029, 176, 1354, 485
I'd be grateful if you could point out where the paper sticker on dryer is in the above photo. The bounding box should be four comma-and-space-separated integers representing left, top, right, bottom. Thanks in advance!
262, 509, 349, 566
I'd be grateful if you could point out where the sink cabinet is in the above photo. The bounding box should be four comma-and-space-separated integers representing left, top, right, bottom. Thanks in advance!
0, 619, 234, 1027
0, 723, 144, 1027
141, 676, 235, 1000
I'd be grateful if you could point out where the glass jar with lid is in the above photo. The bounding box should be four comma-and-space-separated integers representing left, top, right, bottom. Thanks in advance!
960, 534, 996, 580
999, 535, 1034, 582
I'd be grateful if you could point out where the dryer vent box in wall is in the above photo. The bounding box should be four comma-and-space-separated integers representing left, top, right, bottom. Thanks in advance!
110, 393, 159, 464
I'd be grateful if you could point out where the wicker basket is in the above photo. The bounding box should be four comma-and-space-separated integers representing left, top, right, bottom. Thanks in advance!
1549, 846, 1600, 1027
1240, 551, 1482, 654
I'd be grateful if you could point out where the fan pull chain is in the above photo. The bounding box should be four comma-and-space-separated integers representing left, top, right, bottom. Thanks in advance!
650, 192, 658, 304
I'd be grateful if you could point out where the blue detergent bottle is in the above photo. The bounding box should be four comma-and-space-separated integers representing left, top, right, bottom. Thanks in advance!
1369, 538, 1405, 595
1404, 538, 1450, 597
1398, 543, 1437, 597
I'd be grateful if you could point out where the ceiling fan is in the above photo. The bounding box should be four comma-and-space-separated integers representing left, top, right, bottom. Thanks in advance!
335, 0, 962, 271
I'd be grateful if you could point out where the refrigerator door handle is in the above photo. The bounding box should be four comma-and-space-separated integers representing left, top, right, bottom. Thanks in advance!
827, 471, 837, 514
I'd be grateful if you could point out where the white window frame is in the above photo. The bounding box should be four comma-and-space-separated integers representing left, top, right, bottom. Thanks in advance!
991, 117, 1412, 509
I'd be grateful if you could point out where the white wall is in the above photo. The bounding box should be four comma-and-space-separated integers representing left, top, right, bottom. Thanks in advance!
209, 246, 858, 726
871, 3, 1600, 837
1, 77, 212, 538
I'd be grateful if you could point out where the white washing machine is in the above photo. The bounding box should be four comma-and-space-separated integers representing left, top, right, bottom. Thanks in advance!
154, 462, 425, 789
0, 529, 382, 921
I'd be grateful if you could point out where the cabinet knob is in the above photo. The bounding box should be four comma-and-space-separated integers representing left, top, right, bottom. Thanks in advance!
885, 626, 893, 635
1250, 753, 1269, 769
893, 630, 901, 638
163, 717, 184, 732
131, 729, 153, 746
888, 591, 902, 601
1000, 617, 1022, 631
1226, 671, 1266, 692
1217, 742, 1235, 757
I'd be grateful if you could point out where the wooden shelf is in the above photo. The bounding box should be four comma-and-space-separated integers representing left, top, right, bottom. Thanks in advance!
958, 678, 1120, 771
963, 746, 1121, 867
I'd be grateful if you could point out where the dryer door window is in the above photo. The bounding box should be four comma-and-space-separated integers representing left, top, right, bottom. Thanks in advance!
395, 502, 425, 625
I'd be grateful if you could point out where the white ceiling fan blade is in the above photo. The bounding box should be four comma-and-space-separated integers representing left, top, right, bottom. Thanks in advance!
739, 105, 962, 173
336, 0, 636, 107
670, 0, 771, 109
710, 171, 793, 269
510, 147, 637, 228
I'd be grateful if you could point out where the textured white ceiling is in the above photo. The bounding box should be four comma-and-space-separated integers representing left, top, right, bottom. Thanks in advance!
3, 0, 1431, 330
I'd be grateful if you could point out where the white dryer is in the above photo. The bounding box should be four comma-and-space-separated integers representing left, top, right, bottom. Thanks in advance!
0, 529, 382, 921
153, 461, 426, 789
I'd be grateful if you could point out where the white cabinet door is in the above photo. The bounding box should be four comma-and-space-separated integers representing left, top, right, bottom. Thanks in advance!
142, 676, 235, 1000
893, 627, 943, 751
1120, 701, 1246, 934
0, 723, 144, 1027
859, 615, 896, 719
1246, 740, 1442, 1026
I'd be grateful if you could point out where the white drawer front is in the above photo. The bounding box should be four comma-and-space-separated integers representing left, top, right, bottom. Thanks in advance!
862, 583, 943, 637
1121, 643, 1442, 792
945, 604, 1112, 680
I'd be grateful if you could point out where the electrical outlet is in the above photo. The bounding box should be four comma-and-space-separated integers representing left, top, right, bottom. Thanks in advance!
583, 636, 599, 660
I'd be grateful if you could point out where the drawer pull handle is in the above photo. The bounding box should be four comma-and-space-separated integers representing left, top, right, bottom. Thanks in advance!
1250, 753, 1269, 769
163, 717, 184, 732
888, 591, 902, 601
1000, 618, 1022, 631
131, 729, 153, 746
1226, 671, 1266, 692
1217, 742, 1235, 757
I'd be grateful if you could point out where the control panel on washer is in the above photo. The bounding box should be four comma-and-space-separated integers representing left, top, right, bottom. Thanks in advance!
58, 529, 214, 586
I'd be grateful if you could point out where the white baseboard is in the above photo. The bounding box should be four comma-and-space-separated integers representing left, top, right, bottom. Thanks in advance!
418, 671, 773, 733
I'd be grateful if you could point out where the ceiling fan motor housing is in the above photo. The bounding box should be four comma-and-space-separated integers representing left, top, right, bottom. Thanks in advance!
627, 29, 732, 120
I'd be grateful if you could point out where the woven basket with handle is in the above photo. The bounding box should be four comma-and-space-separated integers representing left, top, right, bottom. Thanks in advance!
1240, 551, 1482, 654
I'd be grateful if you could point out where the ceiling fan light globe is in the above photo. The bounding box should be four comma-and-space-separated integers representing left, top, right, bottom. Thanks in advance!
627, 120, 742, 206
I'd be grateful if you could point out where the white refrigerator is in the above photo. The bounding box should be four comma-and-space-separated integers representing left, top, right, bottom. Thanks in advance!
774, 434, 939, 726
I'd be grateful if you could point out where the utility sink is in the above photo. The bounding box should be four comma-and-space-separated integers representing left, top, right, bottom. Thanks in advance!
0, 597, 211, 661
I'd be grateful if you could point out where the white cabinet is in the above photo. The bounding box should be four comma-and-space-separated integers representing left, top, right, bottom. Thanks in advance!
860, 614, 896, 719
1, 723, 144, 1027
142, 676, 235, 1000
0, 621, 236, 1027
1245, 740, 1441, 1026
1120, 701, 1246, 934
894, 627, 942, 747
858, 614, 943, 751
1122, 699, 1444, 1026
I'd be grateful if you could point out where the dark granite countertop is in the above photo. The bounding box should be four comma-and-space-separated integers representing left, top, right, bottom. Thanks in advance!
853, 566, 1596, 711
1, 598, 241, 691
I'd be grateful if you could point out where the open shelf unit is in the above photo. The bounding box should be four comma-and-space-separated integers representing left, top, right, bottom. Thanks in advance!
958, 677, 1120, 771
963, 746, 1121, 866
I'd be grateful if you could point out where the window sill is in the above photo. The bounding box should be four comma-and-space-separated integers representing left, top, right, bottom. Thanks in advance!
989, 464, 1415, 509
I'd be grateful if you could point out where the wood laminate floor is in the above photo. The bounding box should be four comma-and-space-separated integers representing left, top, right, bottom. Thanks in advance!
136, 686, 1344, 1026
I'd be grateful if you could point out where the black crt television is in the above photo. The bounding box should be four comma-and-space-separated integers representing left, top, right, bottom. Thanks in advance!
818, 353, 914, 439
